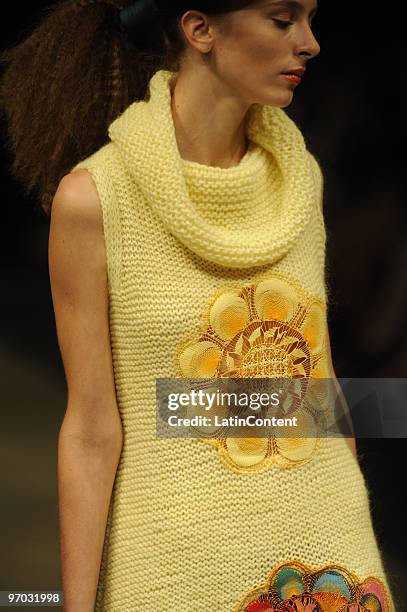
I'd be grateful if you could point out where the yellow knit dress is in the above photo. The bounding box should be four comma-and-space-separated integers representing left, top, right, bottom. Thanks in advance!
72, 70, 395, 611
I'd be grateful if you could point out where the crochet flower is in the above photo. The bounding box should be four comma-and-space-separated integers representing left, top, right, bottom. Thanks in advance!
176, 272, 331, 473
235, 561, 391, 611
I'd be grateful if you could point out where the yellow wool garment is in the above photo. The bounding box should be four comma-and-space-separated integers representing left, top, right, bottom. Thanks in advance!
72, 70, 394, 611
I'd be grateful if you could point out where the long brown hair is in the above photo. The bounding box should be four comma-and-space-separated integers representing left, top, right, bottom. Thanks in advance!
0, 0, 255, 216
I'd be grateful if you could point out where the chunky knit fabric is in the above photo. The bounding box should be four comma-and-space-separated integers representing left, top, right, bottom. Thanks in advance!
72, 70, 394, 611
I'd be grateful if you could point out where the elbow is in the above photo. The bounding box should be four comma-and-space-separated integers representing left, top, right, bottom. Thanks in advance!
59, 407, 124, 457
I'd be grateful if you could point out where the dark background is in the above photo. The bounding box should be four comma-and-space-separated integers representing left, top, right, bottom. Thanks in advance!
1, 2, 406, 610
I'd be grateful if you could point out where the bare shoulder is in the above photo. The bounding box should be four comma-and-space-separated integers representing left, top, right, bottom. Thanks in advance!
51, 169, 102, 227
49, 170, 122, 437
50, 168, 107, 284
49, 168, 107, 296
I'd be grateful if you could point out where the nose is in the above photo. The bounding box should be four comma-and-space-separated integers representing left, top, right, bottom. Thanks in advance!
296, 24, 321, 60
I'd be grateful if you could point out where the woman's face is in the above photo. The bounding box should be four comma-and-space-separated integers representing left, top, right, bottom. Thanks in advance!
208, 0, 320, 108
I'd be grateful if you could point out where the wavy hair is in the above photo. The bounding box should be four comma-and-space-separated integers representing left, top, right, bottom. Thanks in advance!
0, 0, 255, 215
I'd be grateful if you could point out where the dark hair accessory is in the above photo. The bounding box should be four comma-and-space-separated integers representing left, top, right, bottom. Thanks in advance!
119, 0, 159, 37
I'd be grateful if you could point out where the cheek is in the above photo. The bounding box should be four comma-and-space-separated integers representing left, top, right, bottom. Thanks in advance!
217, 43, 280, 98
216, 27, 282, 79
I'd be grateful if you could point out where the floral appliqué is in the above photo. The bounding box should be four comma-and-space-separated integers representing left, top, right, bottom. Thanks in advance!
234, 560, 391, 611
175, 272, 331, 474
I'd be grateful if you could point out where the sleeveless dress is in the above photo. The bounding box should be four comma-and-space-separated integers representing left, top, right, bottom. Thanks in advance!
72, 69, 395, 611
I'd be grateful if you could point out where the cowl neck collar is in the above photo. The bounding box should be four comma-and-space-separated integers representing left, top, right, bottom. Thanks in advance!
108, 69, 317, 269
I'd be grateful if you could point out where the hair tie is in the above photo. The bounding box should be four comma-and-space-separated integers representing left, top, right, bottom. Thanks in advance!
119, 0, 159, 37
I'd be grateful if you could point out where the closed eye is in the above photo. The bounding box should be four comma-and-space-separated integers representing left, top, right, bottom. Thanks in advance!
273, 18, 294, 29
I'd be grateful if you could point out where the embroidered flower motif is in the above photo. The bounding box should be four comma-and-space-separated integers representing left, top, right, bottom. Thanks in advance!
176, 272, 330, 473
235, 561, 391, 611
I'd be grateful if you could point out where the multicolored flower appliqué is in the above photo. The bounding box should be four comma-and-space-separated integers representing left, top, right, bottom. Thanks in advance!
175, 272, 331, 474
235, 560, 391, 611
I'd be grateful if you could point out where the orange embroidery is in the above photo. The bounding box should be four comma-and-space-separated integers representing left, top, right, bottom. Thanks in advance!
175, 272, 330, 474
234, 560, 391, 611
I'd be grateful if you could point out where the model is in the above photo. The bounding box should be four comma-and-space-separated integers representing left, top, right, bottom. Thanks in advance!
0, 0, 395, 610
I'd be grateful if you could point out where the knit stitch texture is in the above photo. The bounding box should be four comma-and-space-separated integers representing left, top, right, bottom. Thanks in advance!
72, 70, 394, 611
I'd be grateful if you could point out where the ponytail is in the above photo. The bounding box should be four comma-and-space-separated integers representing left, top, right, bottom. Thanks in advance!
0, 0, 255, 216
0, 0, 167, 216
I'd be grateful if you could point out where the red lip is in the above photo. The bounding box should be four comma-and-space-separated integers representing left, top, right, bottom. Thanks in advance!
281, 75, 301, 85
281, 67, 306, 77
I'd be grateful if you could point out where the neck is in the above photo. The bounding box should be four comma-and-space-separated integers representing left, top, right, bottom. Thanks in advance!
170, 63, 251, 168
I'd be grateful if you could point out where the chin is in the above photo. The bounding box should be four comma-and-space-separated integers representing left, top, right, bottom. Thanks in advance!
279, 95, 295, 108
255, 90, 294, 108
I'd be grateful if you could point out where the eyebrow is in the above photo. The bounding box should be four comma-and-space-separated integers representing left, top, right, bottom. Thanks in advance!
264, 0, 319, 17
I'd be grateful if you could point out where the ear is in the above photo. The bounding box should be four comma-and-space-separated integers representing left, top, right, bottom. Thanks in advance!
179, 10, 216, 54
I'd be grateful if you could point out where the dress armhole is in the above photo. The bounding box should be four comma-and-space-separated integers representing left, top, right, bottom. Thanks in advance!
71, 148, 123, 296
308, 152, 330, 307
308, 151, 325, 222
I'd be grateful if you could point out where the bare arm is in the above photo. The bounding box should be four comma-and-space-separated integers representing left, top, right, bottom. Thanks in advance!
49, 170, 123, 611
